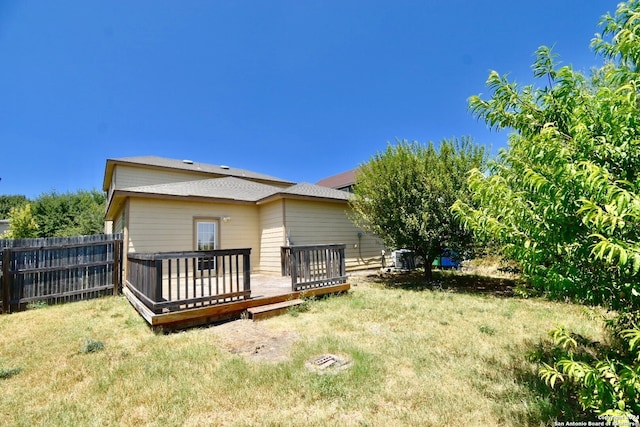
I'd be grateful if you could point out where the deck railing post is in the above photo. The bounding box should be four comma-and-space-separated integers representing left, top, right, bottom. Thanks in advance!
243, 249, 251, 295
304, 250, 310, 282
153, 259, 163, 303
281, 247, 287, 276
2, 248, 11, 314
290, 248, 298, 291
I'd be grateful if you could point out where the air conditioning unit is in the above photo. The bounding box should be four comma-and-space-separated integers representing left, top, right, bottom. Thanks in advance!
391, 249, 416, 270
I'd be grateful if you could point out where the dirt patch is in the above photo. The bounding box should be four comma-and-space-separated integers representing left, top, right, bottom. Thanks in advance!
209, 319, 299, 363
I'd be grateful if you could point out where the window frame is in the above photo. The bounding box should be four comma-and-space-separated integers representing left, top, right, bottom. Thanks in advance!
193, 217, 220, 251
193, 217, 220, 273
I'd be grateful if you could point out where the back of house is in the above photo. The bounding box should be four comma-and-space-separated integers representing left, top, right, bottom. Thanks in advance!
103, 156, 385, 276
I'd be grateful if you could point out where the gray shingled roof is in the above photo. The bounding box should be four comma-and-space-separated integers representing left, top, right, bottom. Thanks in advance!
108, 156, 295, 186
117, 178, 351, 203
278, 183, 351, 201
120, 177, 284, 202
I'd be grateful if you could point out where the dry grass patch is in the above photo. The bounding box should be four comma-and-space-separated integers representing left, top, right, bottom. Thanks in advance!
0, 273, 606, 426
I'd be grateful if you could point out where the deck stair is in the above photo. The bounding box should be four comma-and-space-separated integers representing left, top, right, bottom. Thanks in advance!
247, 298, 304, 321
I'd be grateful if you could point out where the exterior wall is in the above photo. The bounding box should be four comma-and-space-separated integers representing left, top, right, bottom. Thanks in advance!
283, 199, 386, 271
103, 204, 124, 235
113, 208, 125, 234
258, 200, 285, 274
0, 220, 10, 236
127, 198, 261, 270
113, 164, 211, 190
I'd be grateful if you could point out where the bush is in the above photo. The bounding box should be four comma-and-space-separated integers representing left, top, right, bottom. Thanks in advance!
539, 326, 640, 421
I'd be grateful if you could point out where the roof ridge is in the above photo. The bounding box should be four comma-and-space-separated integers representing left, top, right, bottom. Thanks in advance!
104, 155, 295, 190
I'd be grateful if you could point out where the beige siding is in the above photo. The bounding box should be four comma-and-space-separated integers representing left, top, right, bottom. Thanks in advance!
113, 164, 210, 190
104, 203, 124, 234
258, 200, 285, 274
127, 198, 261, 271
108, 172, 116, 203
0, 220, 10, 236
113, 208, 125, 234
284, 200, 385, 271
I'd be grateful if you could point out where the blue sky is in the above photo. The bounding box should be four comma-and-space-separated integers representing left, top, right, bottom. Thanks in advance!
0, 1, 617, 199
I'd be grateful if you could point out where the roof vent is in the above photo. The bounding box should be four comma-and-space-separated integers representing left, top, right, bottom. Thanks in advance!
220, 165, 230, 170
183, 159, 194, 165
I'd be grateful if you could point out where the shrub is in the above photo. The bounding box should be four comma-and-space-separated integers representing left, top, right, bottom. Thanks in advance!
539, 326, 640, 421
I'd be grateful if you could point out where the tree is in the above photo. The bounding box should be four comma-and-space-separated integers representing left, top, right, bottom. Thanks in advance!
452, 21, 640, 313
349, 137, 485, 280
3, 203, 38, 239
31, 190, 106, 237
0, 195, 28, 219
452, 0, 640, 418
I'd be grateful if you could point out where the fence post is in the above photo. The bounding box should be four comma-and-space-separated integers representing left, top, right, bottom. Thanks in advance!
113, 240, 121, 295
2, 248, 11, 314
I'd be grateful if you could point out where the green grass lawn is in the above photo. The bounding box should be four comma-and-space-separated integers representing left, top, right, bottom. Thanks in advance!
0, 271, 605, 426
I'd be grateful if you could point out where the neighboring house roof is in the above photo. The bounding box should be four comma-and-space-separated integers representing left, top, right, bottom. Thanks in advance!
103, 156, 295, 191
316, 169, 356, 191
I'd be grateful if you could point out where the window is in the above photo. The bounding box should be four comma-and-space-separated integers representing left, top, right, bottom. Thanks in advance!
195, 220, 218, 251
195, 219, 219, 272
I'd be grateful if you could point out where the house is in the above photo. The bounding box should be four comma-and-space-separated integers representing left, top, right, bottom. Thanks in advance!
316, 168, 357, 192
103, 156, 385, 278
0, 219, 9, 236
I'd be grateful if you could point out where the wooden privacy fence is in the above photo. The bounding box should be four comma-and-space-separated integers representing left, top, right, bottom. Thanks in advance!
1, 234, 123, 313
126, 249, 251, 314
0, 234, 122, 267
281, 244, 347, 291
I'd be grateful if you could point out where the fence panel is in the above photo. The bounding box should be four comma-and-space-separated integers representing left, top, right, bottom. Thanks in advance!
0, 234, 123, 269
1, 234, 123, 313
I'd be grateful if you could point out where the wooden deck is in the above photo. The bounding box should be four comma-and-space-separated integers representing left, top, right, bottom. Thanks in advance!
124, 246, 349, 331
123, 274, 350, 331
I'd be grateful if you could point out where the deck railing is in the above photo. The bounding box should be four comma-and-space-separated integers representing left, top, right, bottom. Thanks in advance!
126, 249, 251, 314
281, 244, 347, 291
